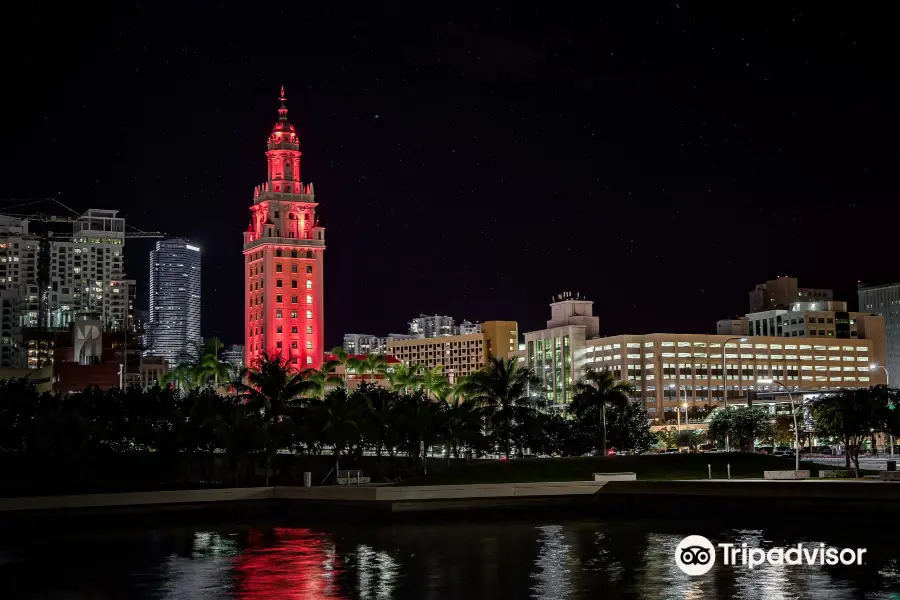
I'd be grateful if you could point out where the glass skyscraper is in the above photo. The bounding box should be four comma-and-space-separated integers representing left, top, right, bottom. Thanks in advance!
148, 239, 201, 366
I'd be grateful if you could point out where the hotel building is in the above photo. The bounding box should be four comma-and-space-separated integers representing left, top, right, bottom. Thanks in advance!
524, 293, 887, 415
243, 88, 325, 370
387, 320, 519, 383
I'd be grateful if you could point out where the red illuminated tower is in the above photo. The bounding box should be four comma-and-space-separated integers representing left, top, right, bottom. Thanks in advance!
243, 87, 325, 370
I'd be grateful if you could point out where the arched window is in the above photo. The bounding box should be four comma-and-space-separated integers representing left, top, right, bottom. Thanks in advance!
289, 213, 296, 220
276, 249, 283, 257
291, 250, 298, 258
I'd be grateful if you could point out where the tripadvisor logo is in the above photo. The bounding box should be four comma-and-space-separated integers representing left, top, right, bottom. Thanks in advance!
675, 535, 867, 576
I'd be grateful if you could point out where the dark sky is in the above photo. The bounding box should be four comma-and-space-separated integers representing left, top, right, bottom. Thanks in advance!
3, 4, 897, 347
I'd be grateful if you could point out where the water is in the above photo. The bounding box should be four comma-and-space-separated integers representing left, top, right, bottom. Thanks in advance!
1, 516, 899, 598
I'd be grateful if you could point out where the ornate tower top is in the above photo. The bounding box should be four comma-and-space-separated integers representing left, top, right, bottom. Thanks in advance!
268, 85, 298, 149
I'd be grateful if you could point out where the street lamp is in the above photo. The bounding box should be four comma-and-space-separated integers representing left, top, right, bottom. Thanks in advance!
871, 364, 892, 458
722, 336, 748, 452
758, 378, 800, 472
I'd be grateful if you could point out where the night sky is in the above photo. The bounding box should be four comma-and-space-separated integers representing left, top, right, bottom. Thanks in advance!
4, 5, 897, 347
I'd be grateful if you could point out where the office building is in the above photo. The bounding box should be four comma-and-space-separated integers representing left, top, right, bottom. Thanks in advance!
387, 320, 518, 383
147, 239, 201, 366
243, 88, 325, 371
524, 293, 887, 412
859, 281, 900, 385
748, 276, 832, 312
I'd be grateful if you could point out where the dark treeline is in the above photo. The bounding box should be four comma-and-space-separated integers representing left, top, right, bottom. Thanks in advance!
0, 354, 656, 495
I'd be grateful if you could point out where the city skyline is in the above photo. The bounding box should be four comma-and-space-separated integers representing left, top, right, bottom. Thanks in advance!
4, 6, 900, 349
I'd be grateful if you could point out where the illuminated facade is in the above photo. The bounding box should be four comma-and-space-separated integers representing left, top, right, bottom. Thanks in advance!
387, 321, 519, 384
243, 88, 325, 370
524, 294, 888, 413
147, 239, 202, 365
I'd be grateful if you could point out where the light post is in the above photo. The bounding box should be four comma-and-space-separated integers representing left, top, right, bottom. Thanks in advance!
871, 364, 892, 458
758, 378, 799, 471
722, 336, 748, 452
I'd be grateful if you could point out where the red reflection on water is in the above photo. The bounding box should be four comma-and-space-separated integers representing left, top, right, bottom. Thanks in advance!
234, 527, 347, 599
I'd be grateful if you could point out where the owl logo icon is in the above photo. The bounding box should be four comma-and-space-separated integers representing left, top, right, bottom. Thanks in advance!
675, 535, 716, 575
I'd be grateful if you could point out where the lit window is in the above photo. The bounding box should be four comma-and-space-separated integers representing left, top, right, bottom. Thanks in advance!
306, 356, 313, 365
306, 325, 313, 334
276, 309, 283, 318
306, 310, 313, 319
306, 295, 313, 304
306, 341, 313, 350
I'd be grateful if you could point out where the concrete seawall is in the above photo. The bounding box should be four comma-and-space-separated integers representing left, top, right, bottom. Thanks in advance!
3, 479, 900, 517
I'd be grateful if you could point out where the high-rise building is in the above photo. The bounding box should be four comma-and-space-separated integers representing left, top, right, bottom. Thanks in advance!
243, 88, 326, 371
859, 281, 900, 385
748, 276, 832, 312
0, 210, 131, 368
147, 239, 201, 366
408, 314, 455, 338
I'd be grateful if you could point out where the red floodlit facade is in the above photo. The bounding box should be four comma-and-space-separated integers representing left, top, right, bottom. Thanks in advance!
243, 88, 325, 371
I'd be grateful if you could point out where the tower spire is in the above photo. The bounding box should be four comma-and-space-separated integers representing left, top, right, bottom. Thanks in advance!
278, 85, 288, 121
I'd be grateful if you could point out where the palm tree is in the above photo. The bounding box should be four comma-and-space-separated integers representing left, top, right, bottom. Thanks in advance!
195, 337, 234, 388
420, 365, 451, 400
439, 395, 485, 464
570, 368, 633, 456
329, 346, 350, 387
233, 351, 317, 485
361, 354, 390, 382
388, 363, 424, 394
455, 356, 544, 458
301, 360, 342, 397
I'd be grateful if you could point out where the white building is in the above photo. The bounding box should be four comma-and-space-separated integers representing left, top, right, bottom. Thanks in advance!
524, 293, 887, 414
409, 314, 455, 338
343, 332, 414, 355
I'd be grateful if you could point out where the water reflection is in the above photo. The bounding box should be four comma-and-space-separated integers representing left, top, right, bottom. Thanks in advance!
234, 528, 347, 599
531, 524, 572, 599
0, 519, 899, 598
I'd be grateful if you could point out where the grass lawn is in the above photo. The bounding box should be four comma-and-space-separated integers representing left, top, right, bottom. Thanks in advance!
405, 454, 864, 486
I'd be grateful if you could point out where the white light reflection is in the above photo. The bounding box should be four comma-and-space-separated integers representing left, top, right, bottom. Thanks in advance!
156, 531, 238, 599
357, 544, 399, 599
530, 524, 572, 599
639, 533, 706, 600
